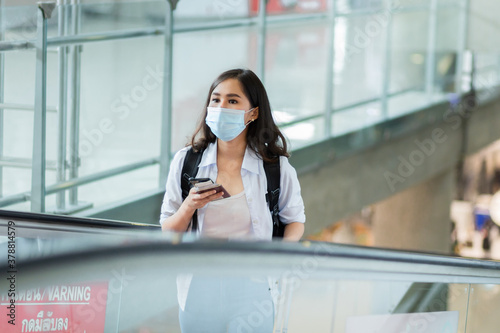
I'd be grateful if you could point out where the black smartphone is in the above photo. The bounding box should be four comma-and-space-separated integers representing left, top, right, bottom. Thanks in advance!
188, 177, 212, 187
188, 177, 230, 198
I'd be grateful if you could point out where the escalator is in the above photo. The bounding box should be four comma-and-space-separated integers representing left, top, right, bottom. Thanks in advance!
1, 210, 499, 332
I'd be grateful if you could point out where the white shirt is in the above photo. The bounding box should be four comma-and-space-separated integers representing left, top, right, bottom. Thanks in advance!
160, 142, 305, 310
159, 142, 306, 240
202, 191, 253, 238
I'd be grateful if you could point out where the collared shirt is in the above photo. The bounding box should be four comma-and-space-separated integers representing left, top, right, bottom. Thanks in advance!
159, 142, 305, 240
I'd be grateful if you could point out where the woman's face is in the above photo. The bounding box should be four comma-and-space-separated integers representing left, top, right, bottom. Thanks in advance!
209, 78, 257, 124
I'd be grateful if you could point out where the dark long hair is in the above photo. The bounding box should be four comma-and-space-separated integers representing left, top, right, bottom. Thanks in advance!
189, 68, 289, 162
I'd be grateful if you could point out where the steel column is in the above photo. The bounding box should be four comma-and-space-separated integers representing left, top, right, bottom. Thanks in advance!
158, 0, 177, 188
256, 0, 267, 81
425, 0, 438, 96
68, 0, 81, 205
31, 1, 56, 212
455, 0, 470, 94
381, 0, 394, 118
324, 0, 336, 137
56, 0, 69, 210
0, 0, 5, 197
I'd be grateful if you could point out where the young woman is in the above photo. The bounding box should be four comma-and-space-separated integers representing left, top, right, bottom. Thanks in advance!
159, 68, 305, 331
160, 68, 305, 240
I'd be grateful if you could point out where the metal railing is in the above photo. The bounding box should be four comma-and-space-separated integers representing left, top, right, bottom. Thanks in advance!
0, 0, 471, 215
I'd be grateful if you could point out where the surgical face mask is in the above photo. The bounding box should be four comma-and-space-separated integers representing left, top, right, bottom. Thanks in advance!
205, 107, 254, 142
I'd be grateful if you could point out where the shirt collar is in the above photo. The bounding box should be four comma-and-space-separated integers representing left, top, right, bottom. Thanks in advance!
242, 145, 261, 175
198, 142, 217, 168
198, 141, 261, 175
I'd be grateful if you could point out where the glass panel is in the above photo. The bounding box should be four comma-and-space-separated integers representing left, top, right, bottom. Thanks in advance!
1, 277, 471, 332
2, 41, 36, 108
438, 0, 460, 6
171, 26, 256, 152
386, 90, 448, 119
4, 51, 59, 187
79, 1, 166, 34
78, 38, 163, 171
335, 0, 386, 15
265, 21, 328, 119
284, 280, 469, 332
0, 231, 479, 333
466, 284, 500, 332
434, 3, 460, 93
332, 101, 382, 136
475, 54, 500, 90
0, 5, 38, 41
175, 0, 254, 24
333, 15, 386, 109
282, 117, 325, 149
389, 10, 428, 94
266, 0, 329, 16
77, 165, 159, 211
73, 36, 163, 206
1, 5, 59, 210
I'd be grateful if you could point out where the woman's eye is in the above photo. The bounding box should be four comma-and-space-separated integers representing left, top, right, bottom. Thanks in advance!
211, 98, 220, 103
229, 100, 238, 104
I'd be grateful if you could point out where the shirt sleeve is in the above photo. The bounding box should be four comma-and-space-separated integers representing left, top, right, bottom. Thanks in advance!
159, 147, 189, 225
278, 156, 306, 224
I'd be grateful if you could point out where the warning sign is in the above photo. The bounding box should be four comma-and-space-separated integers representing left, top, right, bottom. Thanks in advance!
0, 282, 109, 333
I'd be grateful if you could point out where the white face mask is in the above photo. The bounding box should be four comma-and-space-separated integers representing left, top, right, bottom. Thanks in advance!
205, 107, 254, 142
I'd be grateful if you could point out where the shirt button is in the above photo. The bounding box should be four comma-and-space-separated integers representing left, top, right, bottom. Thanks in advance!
253, 219, 258, 224
248, 198, 252, 203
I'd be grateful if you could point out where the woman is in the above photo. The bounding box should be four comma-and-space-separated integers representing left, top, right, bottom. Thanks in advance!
159, 68, 305, 332
160, 68, 305, 240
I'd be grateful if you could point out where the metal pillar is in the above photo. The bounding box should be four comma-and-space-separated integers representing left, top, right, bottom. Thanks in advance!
324, 0, 336, 137
256, 0, 267, 81
0, 0, 5, 197
31, 1, 56, 212
381, 0, 394, 119
425, 0, 437, 96
455, 0, 470, 94
56, 0, 69, 210
158, 0, 177, 188
68, 0, 81, 206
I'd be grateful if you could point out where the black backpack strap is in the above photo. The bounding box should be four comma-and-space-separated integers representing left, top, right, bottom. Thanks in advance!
264, 159, 284, 238
181, 147, 204, 232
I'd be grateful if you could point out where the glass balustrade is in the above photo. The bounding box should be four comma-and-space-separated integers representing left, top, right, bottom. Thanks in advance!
0, 215, 499, 332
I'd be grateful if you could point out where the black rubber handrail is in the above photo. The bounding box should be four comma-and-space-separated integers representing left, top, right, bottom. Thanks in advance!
0, 209, 160, 230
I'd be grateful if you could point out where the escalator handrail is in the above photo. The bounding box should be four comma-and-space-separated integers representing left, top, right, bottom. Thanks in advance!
0, 209, 160, 230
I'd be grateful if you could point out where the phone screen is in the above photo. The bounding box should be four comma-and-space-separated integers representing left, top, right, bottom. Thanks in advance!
189, 177, 213, 186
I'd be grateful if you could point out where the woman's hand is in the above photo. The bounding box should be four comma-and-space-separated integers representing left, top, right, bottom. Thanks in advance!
182, 187, 224, 211
161, 187, 223, 232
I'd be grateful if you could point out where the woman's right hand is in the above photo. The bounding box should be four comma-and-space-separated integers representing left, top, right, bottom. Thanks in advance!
181, 187, 224, 211
161, 187, 223, 232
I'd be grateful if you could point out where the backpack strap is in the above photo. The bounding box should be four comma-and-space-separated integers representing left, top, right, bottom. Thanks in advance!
181, 147, 204, 232
264, 158, 285, 238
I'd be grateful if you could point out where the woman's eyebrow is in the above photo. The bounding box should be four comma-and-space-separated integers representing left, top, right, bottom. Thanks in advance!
211, 92, 241, 98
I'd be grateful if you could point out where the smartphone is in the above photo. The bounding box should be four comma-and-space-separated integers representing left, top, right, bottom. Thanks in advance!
188, 177, 212, 186
189, 177, 231, 198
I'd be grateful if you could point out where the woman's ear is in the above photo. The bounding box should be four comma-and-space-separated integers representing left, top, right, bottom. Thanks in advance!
252, 106, 259, 121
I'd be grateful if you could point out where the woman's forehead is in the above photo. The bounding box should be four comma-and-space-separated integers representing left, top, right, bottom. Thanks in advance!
212, 78, 245, 96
